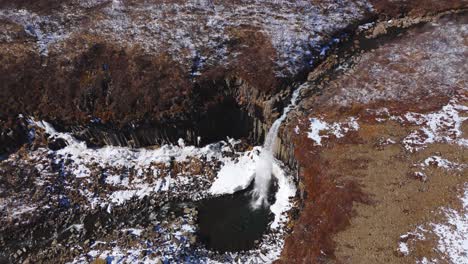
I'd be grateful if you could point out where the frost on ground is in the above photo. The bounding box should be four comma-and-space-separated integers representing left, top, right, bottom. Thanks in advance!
363, 96, 467, 154
411, 156, 466, 182
0, 0, 372, 76
399, 99, 468, 152
0, 9, 71, 55
419, 156, 466, 171
329, 20, 467, 107
398, 186, 468, 263
307, 117, 359, 146
1, 119, 297, 263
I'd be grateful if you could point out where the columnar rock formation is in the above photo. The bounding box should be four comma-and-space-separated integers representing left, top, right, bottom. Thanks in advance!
0, 0, 467, 263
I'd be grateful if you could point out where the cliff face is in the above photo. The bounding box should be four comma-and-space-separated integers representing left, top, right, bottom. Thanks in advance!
278, 13, 467, 263
0, 0, 375, 151
1, 0, 465, 152
0, 1, 467, 263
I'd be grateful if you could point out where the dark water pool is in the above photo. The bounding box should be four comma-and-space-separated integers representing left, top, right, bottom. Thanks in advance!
196, 177, 278, 252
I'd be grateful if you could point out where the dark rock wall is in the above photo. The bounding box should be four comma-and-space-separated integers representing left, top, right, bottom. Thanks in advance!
0, 118, 30, 156
0, 1, 466, 152
0, 39, 284, 149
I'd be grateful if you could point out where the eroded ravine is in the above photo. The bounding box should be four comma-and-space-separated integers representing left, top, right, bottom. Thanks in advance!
0, 3, 467, 264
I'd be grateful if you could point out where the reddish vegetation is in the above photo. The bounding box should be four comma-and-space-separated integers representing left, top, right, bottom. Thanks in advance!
0, 38, 276, 126
0, 41, 191, 125
185, 25, 281, 97
0, 0, 366, 133
370, 0, 467, 17
277, 91, 462, 262
225, 26, 280, 94
1, 0, 464, 139
0, 30, 281, 129
0, 0, 70, 13
278, 13, 467, 263
277, 129, 370, 263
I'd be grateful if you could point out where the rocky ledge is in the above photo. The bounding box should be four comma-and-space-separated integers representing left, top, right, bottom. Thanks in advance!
1, 0, 465, 152
0, 1, 467, 264
278, 12, 467, 263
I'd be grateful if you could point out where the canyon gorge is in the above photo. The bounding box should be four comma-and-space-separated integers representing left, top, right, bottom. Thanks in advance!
0, 0, 467, 263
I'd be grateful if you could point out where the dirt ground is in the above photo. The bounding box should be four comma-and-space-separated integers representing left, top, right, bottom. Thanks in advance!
279, 13, 467, 263
329, 119, 467, 263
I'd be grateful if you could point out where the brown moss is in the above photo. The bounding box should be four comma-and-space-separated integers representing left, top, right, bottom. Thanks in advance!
226, 25, 280, 93
0, 0, 72, 14
277, 132, 370, 263
0, 38, 193, 126
91, 258, 107, 264
370, 0, 466, 18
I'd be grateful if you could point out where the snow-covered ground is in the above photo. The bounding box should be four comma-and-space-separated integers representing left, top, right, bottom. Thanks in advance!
399, 99, 468, 152
1, 119, 297, 263
398, 186, 468, 264
308, 117, 360, 146
0, 0, 372, 76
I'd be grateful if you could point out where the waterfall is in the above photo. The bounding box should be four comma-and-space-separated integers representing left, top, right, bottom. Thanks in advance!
251, 84, 306, 208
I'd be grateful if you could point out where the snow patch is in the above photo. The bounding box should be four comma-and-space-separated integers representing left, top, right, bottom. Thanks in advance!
270, 163, 296, 229
308, 118, 329, 145
398, 186, 468, 263
432, 187, 468, 264
209, 148, 259, 195
398, 227, 426, 256
401, 99, 468, 152
308, 117, 360, 146
398, 241, 409, 256
122, 228, 143, 236
294, 125, 300, 134
411, 155, 466, 182
421, 156, 466, 171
